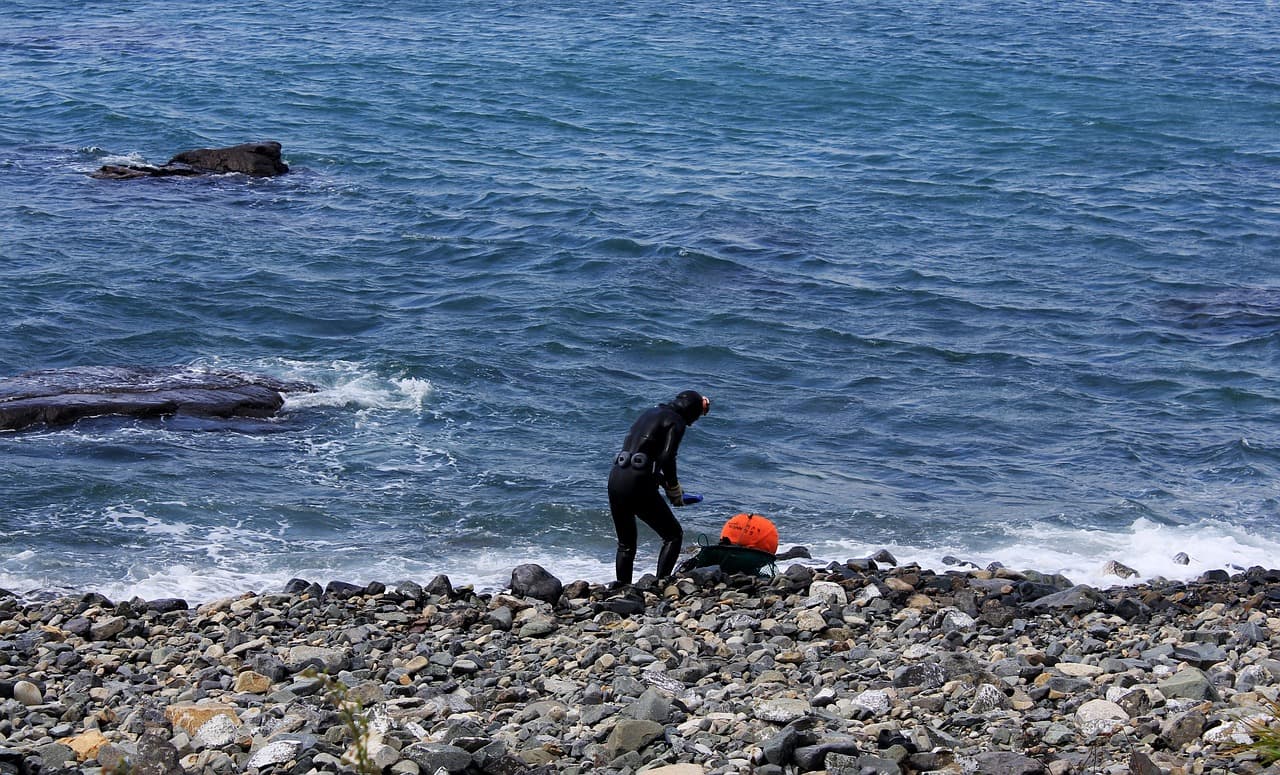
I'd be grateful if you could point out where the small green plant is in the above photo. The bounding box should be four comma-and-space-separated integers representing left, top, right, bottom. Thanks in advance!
1238, 698, 1280, 765
323, 677, 377, 775
105, 759, 134, 775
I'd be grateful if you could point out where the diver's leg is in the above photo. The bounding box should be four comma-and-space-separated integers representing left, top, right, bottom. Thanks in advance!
608, 479, 639, 586
637, 492, 684, 579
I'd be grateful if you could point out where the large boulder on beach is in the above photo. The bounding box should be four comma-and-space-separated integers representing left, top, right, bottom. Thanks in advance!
0, 366, 314, 431
509, 564, 563, 604
93, 141, 289, 179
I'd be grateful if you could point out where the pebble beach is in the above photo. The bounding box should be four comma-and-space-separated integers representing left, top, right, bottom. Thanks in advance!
2, 553, 1279, 775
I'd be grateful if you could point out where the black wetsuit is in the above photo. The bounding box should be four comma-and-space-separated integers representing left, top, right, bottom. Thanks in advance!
608, 403, 688, 585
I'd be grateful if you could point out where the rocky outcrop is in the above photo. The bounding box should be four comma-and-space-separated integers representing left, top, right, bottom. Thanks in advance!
0, 366, 314, 431
92, 141, 289, 179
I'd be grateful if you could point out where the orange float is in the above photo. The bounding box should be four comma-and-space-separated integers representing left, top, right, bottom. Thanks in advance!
719, 512, 779, 555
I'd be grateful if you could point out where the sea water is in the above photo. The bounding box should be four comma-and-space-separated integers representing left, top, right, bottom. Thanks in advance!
2, 0, 1279, 602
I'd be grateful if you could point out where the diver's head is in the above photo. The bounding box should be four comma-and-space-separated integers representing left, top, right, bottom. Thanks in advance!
671, 389, 711, 424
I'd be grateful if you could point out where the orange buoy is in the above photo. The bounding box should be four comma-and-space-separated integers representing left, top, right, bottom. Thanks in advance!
719, 512, 779, 555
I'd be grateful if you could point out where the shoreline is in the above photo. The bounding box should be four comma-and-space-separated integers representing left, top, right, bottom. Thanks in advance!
1, 556, 1278, 775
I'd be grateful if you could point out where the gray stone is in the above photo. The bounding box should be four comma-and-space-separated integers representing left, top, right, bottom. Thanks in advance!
1159, 709, 1206, 749
1129, 751, 1166, 775
759, 724, 801, 766
1171, 642, 1226, 669
851, 689, 892, 715
286, 645, 348, 673
827, 752, 901, 774
518, 616, 556, 637
604, 719, 664, 759
35, 743, 75, 771
134, 731, 183, 775
754, 698, 811, 723
626, 688, 672, 723
939, 607, 976, 632
793, 737, 862, 771
1026, 585, 1103, 614
1042, 723, 1074, 746
970, 683, 1008, 713
1103, 560, 1139, 579
194, 714, 238, 747
488, 605, 514, 630
402, 743, 473, 773
1157, 667, 1219, 701
1236, 664, 1271, 693
12, 680, 42, 706
892, 662, 946, 689
246, 739, 303, 769
970, 751, 1049, 775
1075, 699, 1127, 736
90, 615, 128, 640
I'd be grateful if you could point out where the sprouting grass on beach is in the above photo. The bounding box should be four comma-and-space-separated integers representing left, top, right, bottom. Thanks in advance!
1232, 698, 1280, 765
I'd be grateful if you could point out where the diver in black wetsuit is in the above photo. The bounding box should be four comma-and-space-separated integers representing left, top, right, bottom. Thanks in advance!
608, 389, 711, 585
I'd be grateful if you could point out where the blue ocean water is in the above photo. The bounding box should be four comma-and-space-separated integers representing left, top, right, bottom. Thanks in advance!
2, 0, 1279, 602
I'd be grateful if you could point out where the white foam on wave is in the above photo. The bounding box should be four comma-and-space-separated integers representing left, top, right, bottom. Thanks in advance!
60, 546, 614, 605
820, 516, 1280, 588
271, 360, 433, 414
104, 504, 195, 538
86, 150, 148, 169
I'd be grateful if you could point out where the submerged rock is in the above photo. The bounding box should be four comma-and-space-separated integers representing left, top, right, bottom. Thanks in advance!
0, 365, 314, 431
92, 141, 289, 179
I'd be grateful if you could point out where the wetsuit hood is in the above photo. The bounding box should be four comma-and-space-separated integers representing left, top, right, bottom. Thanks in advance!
670, 389, 709, 425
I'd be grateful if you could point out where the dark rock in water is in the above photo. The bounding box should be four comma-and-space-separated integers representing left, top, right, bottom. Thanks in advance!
92, 141, 289, 179
0, 366, 314, 432
168, 141, 289, 176
509, 564, 563, 604
92, 162, 203, 180
1173, 552, 1190, 565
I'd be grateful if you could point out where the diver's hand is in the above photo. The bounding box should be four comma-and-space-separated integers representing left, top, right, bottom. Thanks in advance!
665, 483, 685, 507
